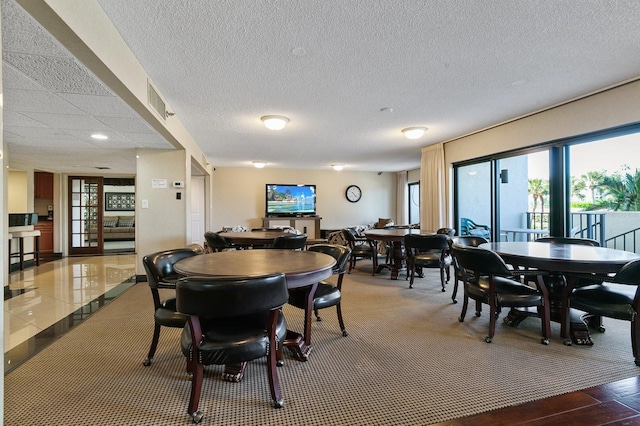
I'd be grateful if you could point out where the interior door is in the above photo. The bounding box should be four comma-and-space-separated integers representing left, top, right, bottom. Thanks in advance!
68, 176, 103, 255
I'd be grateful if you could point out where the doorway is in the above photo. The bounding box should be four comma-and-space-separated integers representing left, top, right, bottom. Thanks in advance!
68, 176, 103, 255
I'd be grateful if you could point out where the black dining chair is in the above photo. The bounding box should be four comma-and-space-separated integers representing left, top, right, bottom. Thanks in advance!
341, 228, 377, 275
141, 246, 202, 366
287, 244, 352, 340
564, 259, 640, 365
203, 231, 234, 252
404, 233, 452, 291
176, 273, 289, 423
271, 234, 307, 250
449, 235, 489, 304
451, 243, 551, 344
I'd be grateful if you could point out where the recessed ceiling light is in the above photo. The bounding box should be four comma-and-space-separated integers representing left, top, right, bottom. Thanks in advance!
331, 164, 344, 171
253, 161, 266, 168
91, 133, 108, 140
379, 107, 394, 113
401, 127, 427, 139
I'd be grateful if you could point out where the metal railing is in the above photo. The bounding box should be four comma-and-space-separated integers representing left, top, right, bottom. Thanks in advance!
605, 227, 640, 253
525, 211, 606, 246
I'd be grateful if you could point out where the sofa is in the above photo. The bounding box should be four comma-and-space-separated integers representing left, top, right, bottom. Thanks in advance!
101, 215, 135, 240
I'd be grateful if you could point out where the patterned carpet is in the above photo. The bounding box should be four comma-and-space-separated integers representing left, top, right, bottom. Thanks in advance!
5, 264, 639, 425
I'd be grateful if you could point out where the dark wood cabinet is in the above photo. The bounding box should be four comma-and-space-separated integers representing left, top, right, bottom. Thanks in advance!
34, 221, 53, 254
35, 172, 53, 199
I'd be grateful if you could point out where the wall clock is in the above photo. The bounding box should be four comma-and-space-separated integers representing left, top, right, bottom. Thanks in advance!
345, 185, 362, 203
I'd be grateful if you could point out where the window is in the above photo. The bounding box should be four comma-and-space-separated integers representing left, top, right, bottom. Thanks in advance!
408, 182, 420, 224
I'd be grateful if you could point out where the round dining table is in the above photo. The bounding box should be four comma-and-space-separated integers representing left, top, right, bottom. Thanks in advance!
174, 249, 336, 371
363, 228, 433, 279
219, 230, 293, 248
479, 241, 639, 345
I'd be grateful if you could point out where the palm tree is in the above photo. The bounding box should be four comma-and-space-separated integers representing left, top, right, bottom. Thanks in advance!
600, 169, 640, 211
582, 170, 607, 204
570, 176, 587, 202
528, 179, 549, 212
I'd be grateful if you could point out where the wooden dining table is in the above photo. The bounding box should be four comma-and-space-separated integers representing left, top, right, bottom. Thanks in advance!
219, 230, 293, 248
480, 241, 639, 345
363, 228, 433, 280
174, 249, 336, 373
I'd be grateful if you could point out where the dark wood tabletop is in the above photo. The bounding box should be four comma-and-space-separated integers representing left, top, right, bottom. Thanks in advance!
480, 241, 639, 274
220, 231, 293, 245
174, 249, 336, 289
364, 228, 433, 241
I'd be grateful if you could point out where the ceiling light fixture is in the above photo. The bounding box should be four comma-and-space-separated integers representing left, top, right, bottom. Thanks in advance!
90, 133, 108, 140
261, 115, 289, 130
253, 161, 266, 168
401, 127, 427, 139
331, 164, 344, 171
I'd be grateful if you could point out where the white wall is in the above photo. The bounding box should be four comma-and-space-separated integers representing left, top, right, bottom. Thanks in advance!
211, 168, 397, 232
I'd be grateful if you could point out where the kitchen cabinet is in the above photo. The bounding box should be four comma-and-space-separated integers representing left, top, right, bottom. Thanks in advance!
34, 220, 53, 254
35, 172, 53, 199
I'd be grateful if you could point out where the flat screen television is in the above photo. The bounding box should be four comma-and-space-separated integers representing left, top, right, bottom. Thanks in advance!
265, 184, 316, 217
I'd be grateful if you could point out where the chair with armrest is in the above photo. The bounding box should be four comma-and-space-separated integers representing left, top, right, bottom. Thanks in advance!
176, 273, 289, 423
341, 228, 377, 275
565, 259, 640, 365
451, 243, 550, 344
203, 231, 233, 252
405, 233, 452, 291
288, 244, 352, 340
460, 218, 491, 239
141, 246, 202, 367
271, 234, 307, 250
449, 235, 489, 304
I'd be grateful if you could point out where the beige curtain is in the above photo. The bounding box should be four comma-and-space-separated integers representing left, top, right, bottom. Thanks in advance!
420, 143, 447, 231
396, 171, 408, 225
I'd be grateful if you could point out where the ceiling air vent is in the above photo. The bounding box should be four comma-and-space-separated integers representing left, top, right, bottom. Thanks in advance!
147, 80, 166, 121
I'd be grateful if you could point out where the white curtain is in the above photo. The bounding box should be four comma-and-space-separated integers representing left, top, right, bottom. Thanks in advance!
396, 171, 408, 225
420, 143, 447, 231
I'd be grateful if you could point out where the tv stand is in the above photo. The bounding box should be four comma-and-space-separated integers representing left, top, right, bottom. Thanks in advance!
262, 217, 321, 239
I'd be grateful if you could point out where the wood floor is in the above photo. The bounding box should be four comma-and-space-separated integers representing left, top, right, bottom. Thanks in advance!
437, 375, 640, 425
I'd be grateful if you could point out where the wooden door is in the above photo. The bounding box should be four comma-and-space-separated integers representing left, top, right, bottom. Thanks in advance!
68, 176, 103, 255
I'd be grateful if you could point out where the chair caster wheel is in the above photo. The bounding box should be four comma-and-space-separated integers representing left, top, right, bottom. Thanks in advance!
274, 399, 284, 408
541, 338, 549, 345
458, 316, 464, 322
143, 358, 152, 367
191, 411, 204, 423
484, 336, 492, 343
316, 316, 322, 322
276, 359, 284, 367
342, 330, 348, 337
452, 299, 457, 304
475, 312, 481, 317
563, 339, 572, 346
598, 326, 606, 333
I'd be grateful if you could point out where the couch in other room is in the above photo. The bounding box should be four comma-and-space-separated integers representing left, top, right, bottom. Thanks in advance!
101, 216, 135, 240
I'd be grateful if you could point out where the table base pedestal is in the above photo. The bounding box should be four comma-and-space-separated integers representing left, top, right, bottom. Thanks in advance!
504, 307, 595, 346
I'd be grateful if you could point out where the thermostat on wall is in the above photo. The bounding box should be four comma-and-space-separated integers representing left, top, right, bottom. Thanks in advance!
173, 181, 184, 188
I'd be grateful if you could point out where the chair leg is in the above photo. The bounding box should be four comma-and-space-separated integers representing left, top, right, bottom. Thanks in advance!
188, 362, 204, 422
314, 307, 322, 321
632, 316, 640, 366
451, 277, 459, 304
539, 301, 551, 345
459, 295, 469, 322
439, 266, 446, 292
486, 303, 496, 343
336, 303, 348, 337
267, 339, 284, 408
143, 323, 161, 366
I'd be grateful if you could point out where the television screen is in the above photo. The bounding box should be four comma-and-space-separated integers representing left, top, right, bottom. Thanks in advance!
266, 184, 316, 216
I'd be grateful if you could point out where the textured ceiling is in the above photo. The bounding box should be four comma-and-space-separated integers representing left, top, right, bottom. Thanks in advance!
3, 0, 640, 174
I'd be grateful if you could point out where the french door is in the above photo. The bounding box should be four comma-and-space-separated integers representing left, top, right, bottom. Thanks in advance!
68, 176, 104, 255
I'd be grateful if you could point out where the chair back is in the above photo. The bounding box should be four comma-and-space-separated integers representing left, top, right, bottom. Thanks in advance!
271, 234, 307, 249
204, 231, 230, 252
405, 234, 449, 252
436, 227, 456, 237
450, 243, 511, 276
251, 227, 282, 232
455, 235, 489, 247
186, 243, 205, 254
341, 228, 359, 243
143, 248, 200, 289
176, 273, 289, 318
610, 259, 640, 286
308, 244, 352, 275
535, 236, 600, 247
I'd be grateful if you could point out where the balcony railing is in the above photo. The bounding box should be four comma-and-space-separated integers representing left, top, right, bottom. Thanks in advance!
525, 211, 606, 246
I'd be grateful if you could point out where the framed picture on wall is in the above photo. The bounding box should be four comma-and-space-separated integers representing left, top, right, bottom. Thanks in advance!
105, 192, 134, 211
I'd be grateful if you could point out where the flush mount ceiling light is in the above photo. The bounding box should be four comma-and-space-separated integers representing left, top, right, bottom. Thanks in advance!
90, 133, 108, 140
253, 161, 266, 168
261, 115, 289, 130
331, 164, 344, 171
401, 127, 427, 139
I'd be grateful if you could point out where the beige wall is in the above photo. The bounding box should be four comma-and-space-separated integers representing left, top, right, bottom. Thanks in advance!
211, 168, 397, 232
7, 170, 29, 213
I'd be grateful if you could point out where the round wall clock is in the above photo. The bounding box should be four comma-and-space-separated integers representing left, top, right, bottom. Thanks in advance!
345, 185, 362, 203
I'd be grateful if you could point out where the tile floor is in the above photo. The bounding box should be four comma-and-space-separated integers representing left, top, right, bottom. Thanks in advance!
4, 254, 137, 373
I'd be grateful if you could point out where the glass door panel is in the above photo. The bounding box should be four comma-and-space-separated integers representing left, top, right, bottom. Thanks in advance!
497, 151, 549, 241
408, 182, 420, 225
456, 162, 492, 239
68, 176, 103, 255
